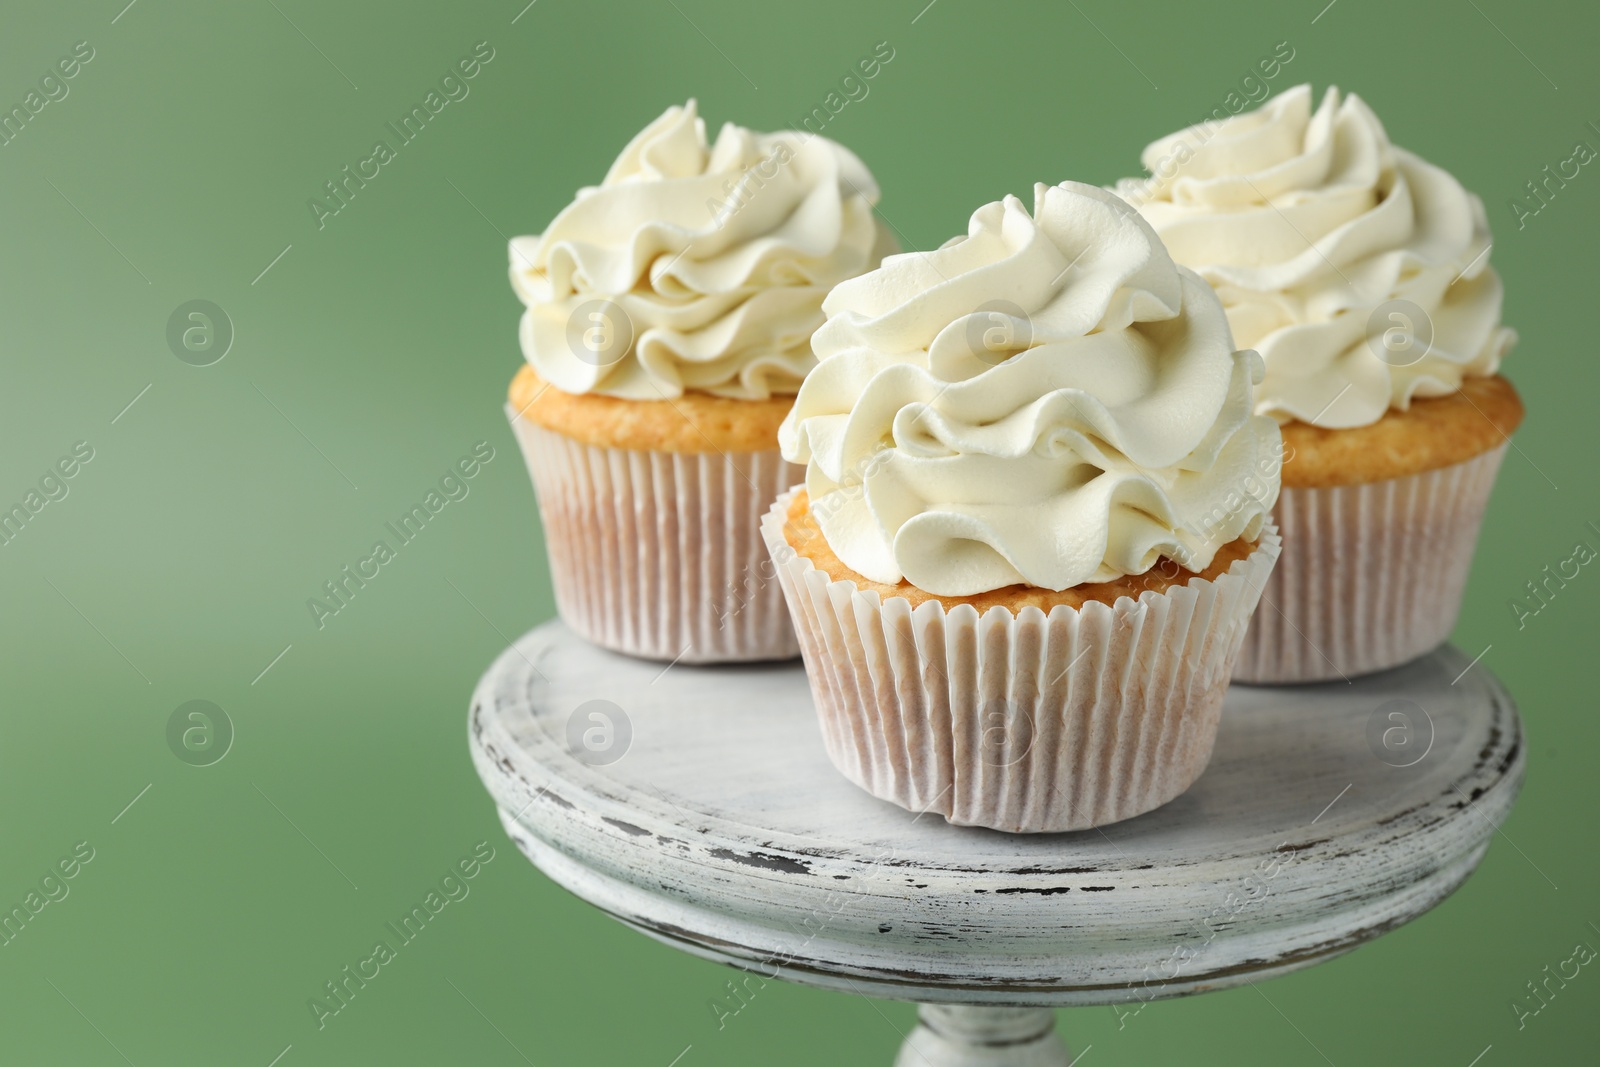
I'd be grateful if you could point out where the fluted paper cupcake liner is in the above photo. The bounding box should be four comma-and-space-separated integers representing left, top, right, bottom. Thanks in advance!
760, 489, 1282, 832
1233, 444, 1508, 685
509, 407, 802, 663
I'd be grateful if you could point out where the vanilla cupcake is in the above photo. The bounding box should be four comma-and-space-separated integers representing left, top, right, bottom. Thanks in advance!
508, 101, 893, 662
763, 182, 1282, 833
1117, 85, 1522, 682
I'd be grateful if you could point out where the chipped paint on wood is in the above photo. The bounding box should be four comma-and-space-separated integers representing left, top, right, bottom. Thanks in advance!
468, 621, 1522, 1008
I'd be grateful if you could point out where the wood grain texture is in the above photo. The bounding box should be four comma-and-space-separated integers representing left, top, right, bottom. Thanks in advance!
468, 621, 1522, 1007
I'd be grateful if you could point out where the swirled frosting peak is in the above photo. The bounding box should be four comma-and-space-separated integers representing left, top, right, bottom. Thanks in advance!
510, 100, 892, 399
779, 182, 1280, 597
1116, 84, 1515, 428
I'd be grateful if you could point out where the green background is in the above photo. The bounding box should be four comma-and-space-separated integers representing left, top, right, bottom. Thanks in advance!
2, 0, 1596, 1063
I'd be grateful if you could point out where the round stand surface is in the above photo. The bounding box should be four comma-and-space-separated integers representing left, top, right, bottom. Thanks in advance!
468, 622, 1521, 1060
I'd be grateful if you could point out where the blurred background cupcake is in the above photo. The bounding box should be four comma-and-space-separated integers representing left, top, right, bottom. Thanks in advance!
1118, 85, 1522, 683
764, 182, 1282, 833
508, 100, 894, 662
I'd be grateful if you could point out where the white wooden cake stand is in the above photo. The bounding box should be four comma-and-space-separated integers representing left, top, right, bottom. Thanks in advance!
468, 621, 1522, 1066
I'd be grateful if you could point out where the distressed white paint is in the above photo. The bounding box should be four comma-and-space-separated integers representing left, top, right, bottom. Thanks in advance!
895, 1006, 1070, 1066
469, 622, 1521, 1063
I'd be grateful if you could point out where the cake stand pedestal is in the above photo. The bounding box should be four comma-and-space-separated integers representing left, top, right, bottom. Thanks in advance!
468, 622, 1521, 1066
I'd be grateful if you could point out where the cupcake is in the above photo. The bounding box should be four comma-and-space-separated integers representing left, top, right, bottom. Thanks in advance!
763, 182, 1283, 833
1116, 85, 1522, 683
507, 101, 894, 662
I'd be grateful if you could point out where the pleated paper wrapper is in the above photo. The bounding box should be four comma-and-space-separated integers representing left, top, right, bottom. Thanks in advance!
1233, 443, 1507, 685
509, 407, 802, 663
760, 488, 1283, 833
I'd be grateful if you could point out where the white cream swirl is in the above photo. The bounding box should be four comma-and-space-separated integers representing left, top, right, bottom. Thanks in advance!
779, 182, 1280, 597
510, 100, 893, 399
1117, 84, 1515, 428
